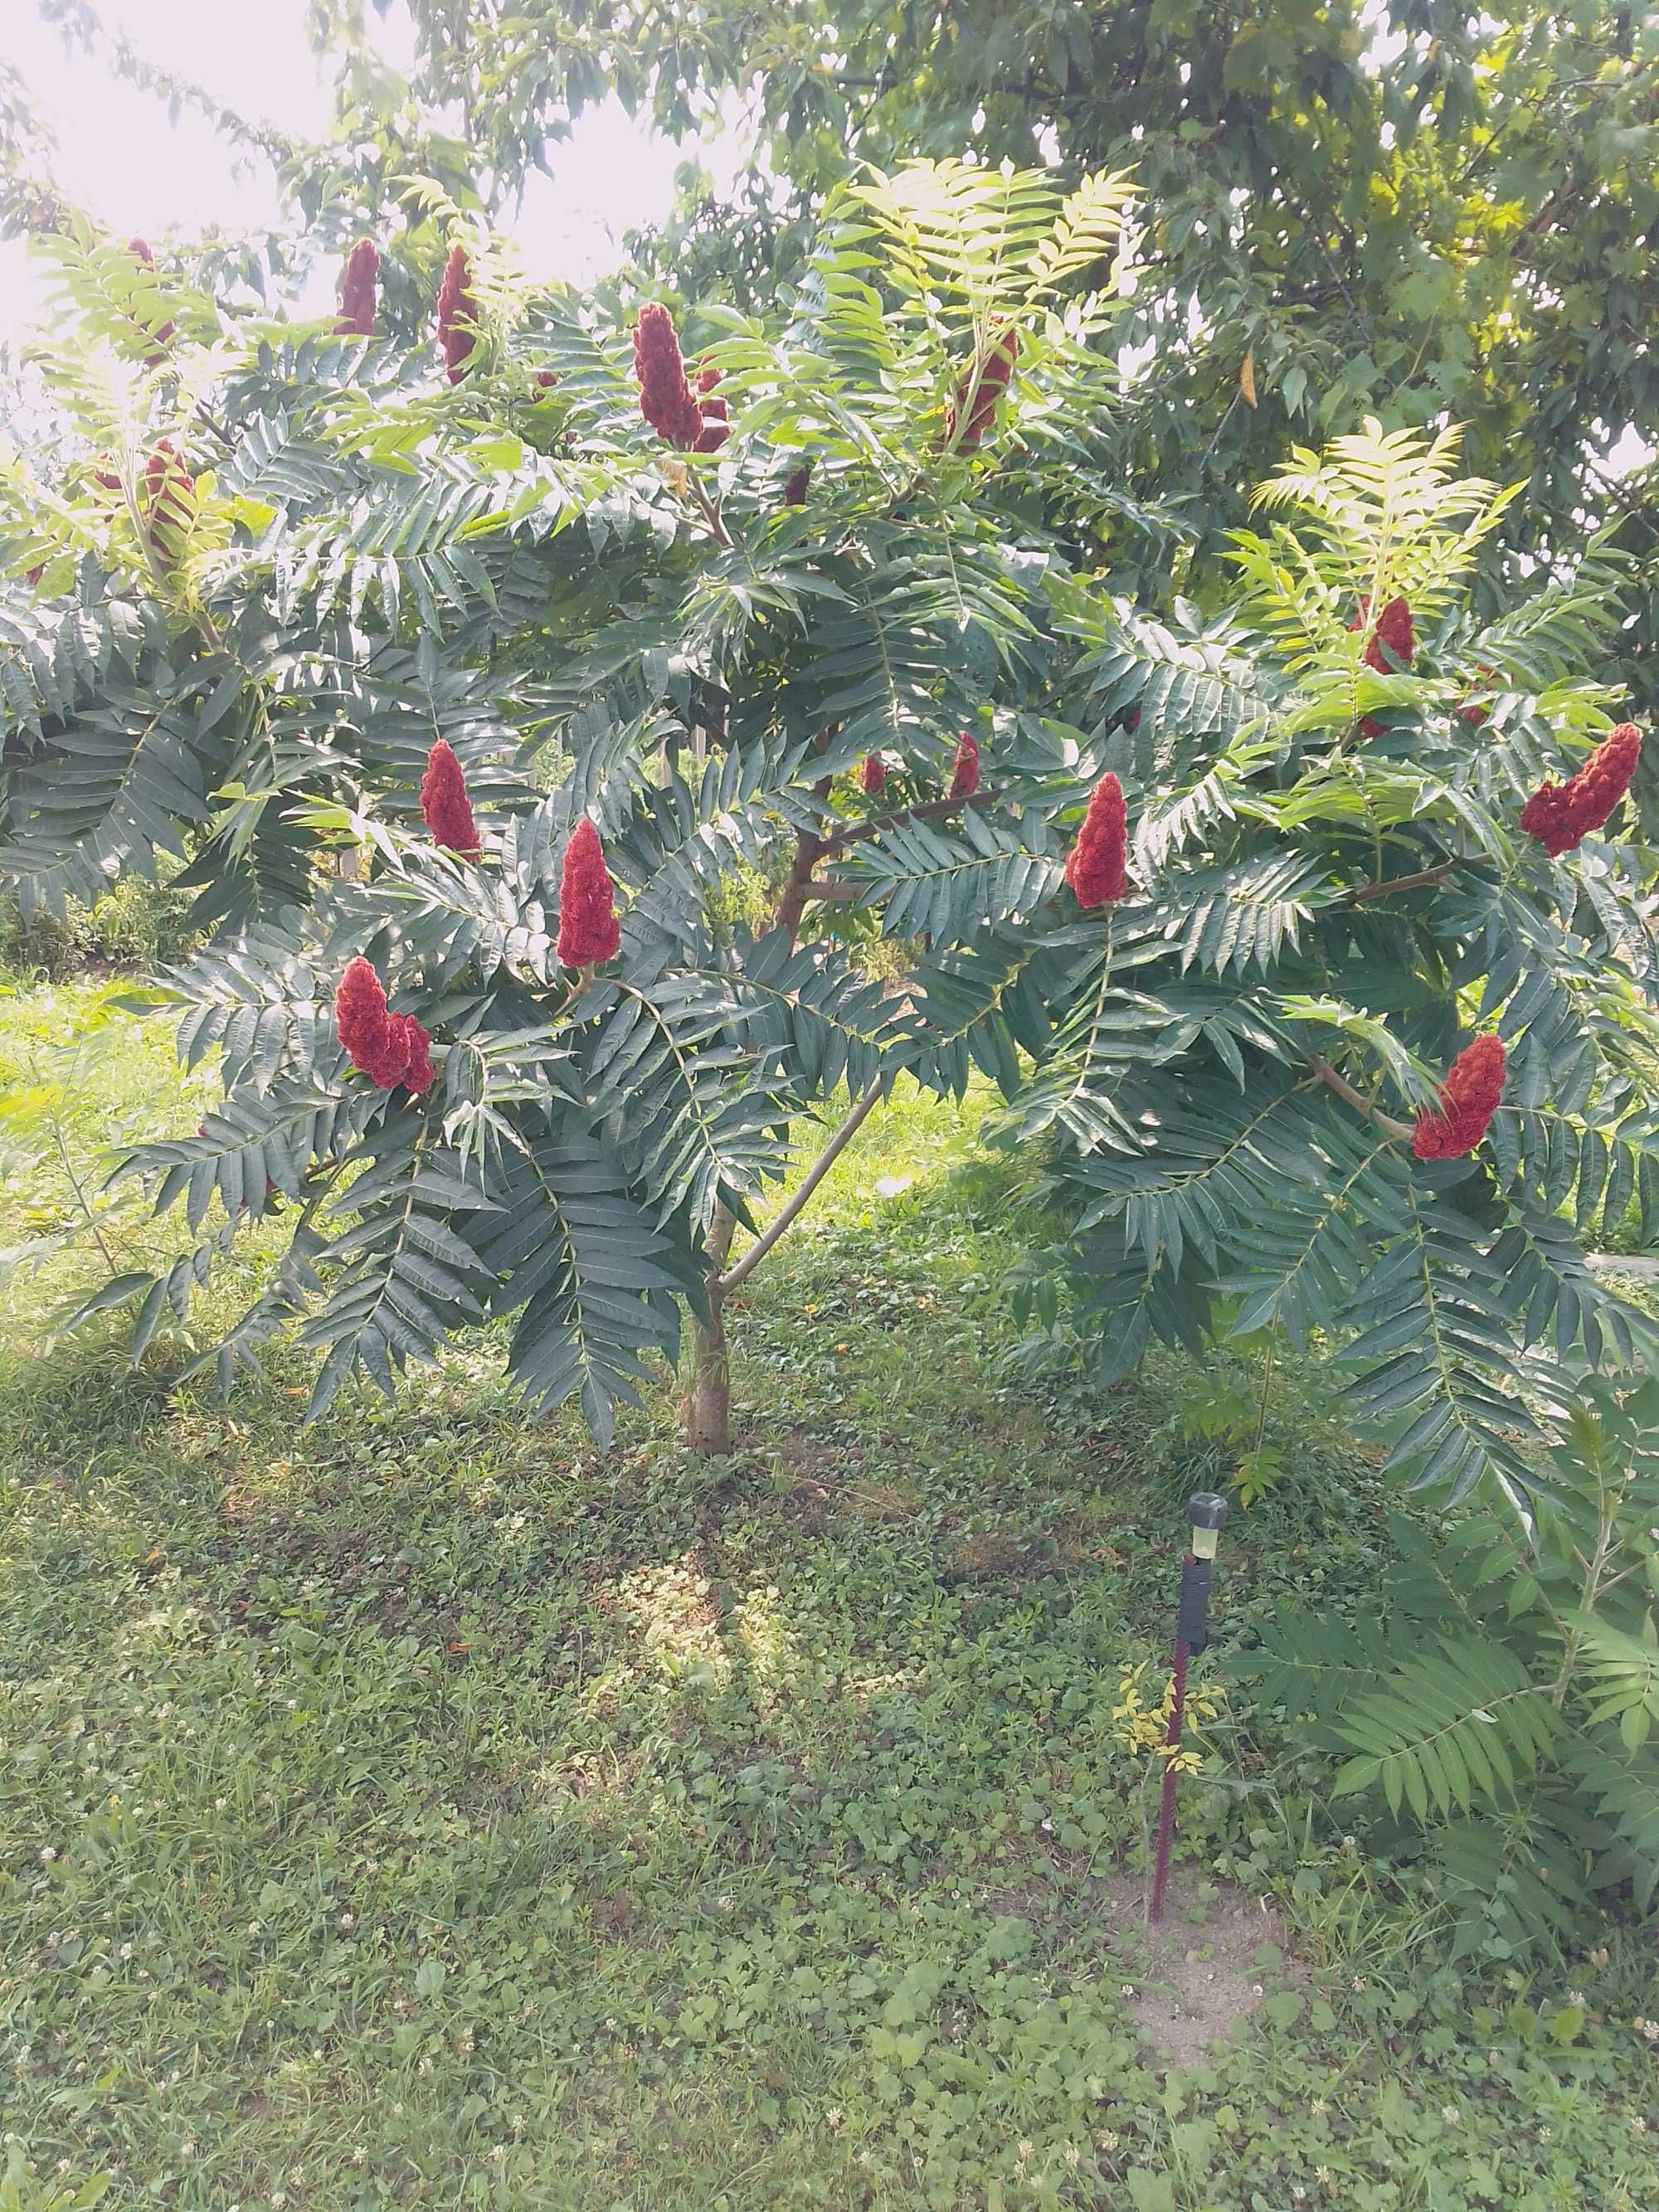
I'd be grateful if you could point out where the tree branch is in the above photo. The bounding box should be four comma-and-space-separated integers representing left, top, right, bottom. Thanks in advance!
1308, 1057, 1414, 1142
1350, 862, 1457, 906
684, 467, 730, 548
718, 1077, 883, 1294
817, 786, 995, 861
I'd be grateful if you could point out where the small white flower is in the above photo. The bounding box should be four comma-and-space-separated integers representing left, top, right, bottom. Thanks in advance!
1351, 1976, 1366, 1991
1097, 2131, 1119, 2153
1120, 1983, 1136, 1998
39, 1847, 56, 1864
1292, 2190, 1307, 2206
1442, 2106, 1461, 2126
119, 1942, 134, 1961
489, 2145, 508, 2166
57, 2161, 71, 2177
1311, 2098, 1328, 2116
338, 1911, 356, 1931
1567, 1991, 1586, 2009
1017, 2139, 1034, 2162
1539, 2127, 1553, 2142
1316, 2168, 1334, 2189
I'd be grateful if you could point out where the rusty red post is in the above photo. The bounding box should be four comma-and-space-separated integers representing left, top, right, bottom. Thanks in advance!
1147, 1493, 1228, 1925
1148, 1608, 1191, 1923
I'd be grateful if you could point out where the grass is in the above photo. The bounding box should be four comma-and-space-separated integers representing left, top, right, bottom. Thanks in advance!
1, 986, 1657, 2210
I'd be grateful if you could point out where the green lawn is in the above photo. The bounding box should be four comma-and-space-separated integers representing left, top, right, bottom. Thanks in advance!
1, 986, 1655, 2210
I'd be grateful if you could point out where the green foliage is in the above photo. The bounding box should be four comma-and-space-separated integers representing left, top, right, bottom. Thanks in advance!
0, 981, 151, 1286
275, 0, 1659, 724
1014, 430, 1655, 1517
1244, 1374, 1659, 1956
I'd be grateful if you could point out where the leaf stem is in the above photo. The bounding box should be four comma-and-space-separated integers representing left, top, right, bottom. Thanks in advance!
684, 469, 730, 548
1350, 863, 1457, 906
718, 1077, 883, 1294
1307, 1056, 1414, 1142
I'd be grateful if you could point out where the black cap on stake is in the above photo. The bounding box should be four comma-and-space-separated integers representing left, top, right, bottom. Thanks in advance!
1187, 1490, 1229, 1560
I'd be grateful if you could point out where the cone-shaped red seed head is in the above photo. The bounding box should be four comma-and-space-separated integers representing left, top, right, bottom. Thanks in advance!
782, 462, 811, 507
951, 326, 1019, 451
1366, 597, 1414, 673
949, 733, 980, 801
436, 246, 477, 382
125, 236, 175, 362
860, 754, 888, 795
1520, 722, 1642, 858
390, 1012, 435, 1096
693, 362, 729, 444
334, 958, 434, 1093
557, 817, 621, 966
1065, 773, 1131, 907
1348, 594, 1414, 735
336, 239, 379, 338
361, 1009, 435, 1093
632, 303, 703, 449
334, 956, 387, 1060
1413, 1034, 1506, 1161
420, 739, 480, 857
140, 440, 194, 566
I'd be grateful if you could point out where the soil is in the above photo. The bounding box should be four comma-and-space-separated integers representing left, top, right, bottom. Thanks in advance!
1102, 1873, 1303, 2069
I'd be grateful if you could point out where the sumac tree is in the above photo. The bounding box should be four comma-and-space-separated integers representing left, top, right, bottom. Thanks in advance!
2, 165, 1655, 1507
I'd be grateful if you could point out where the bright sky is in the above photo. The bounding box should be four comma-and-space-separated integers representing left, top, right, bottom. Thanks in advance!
0, 0, 749, 346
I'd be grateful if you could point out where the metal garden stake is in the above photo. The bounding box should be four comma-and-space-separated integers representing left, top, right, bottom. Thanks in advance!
1148, 1490, 1229, 1924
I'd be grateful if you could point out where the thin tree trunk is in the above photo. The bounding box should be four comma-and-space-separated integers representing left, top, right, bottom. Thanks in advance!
679, 738, 845, 1455
684, 1200, 737, 1454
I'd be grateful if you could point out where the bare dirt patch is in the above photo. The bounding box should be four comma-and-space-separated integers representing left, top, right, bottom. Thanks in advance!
1103, 1874, 1303, 2069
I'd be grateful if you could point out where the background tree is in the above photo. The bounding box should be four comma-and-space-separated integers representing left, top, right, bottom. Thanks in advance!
291, 0, 1659, 721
